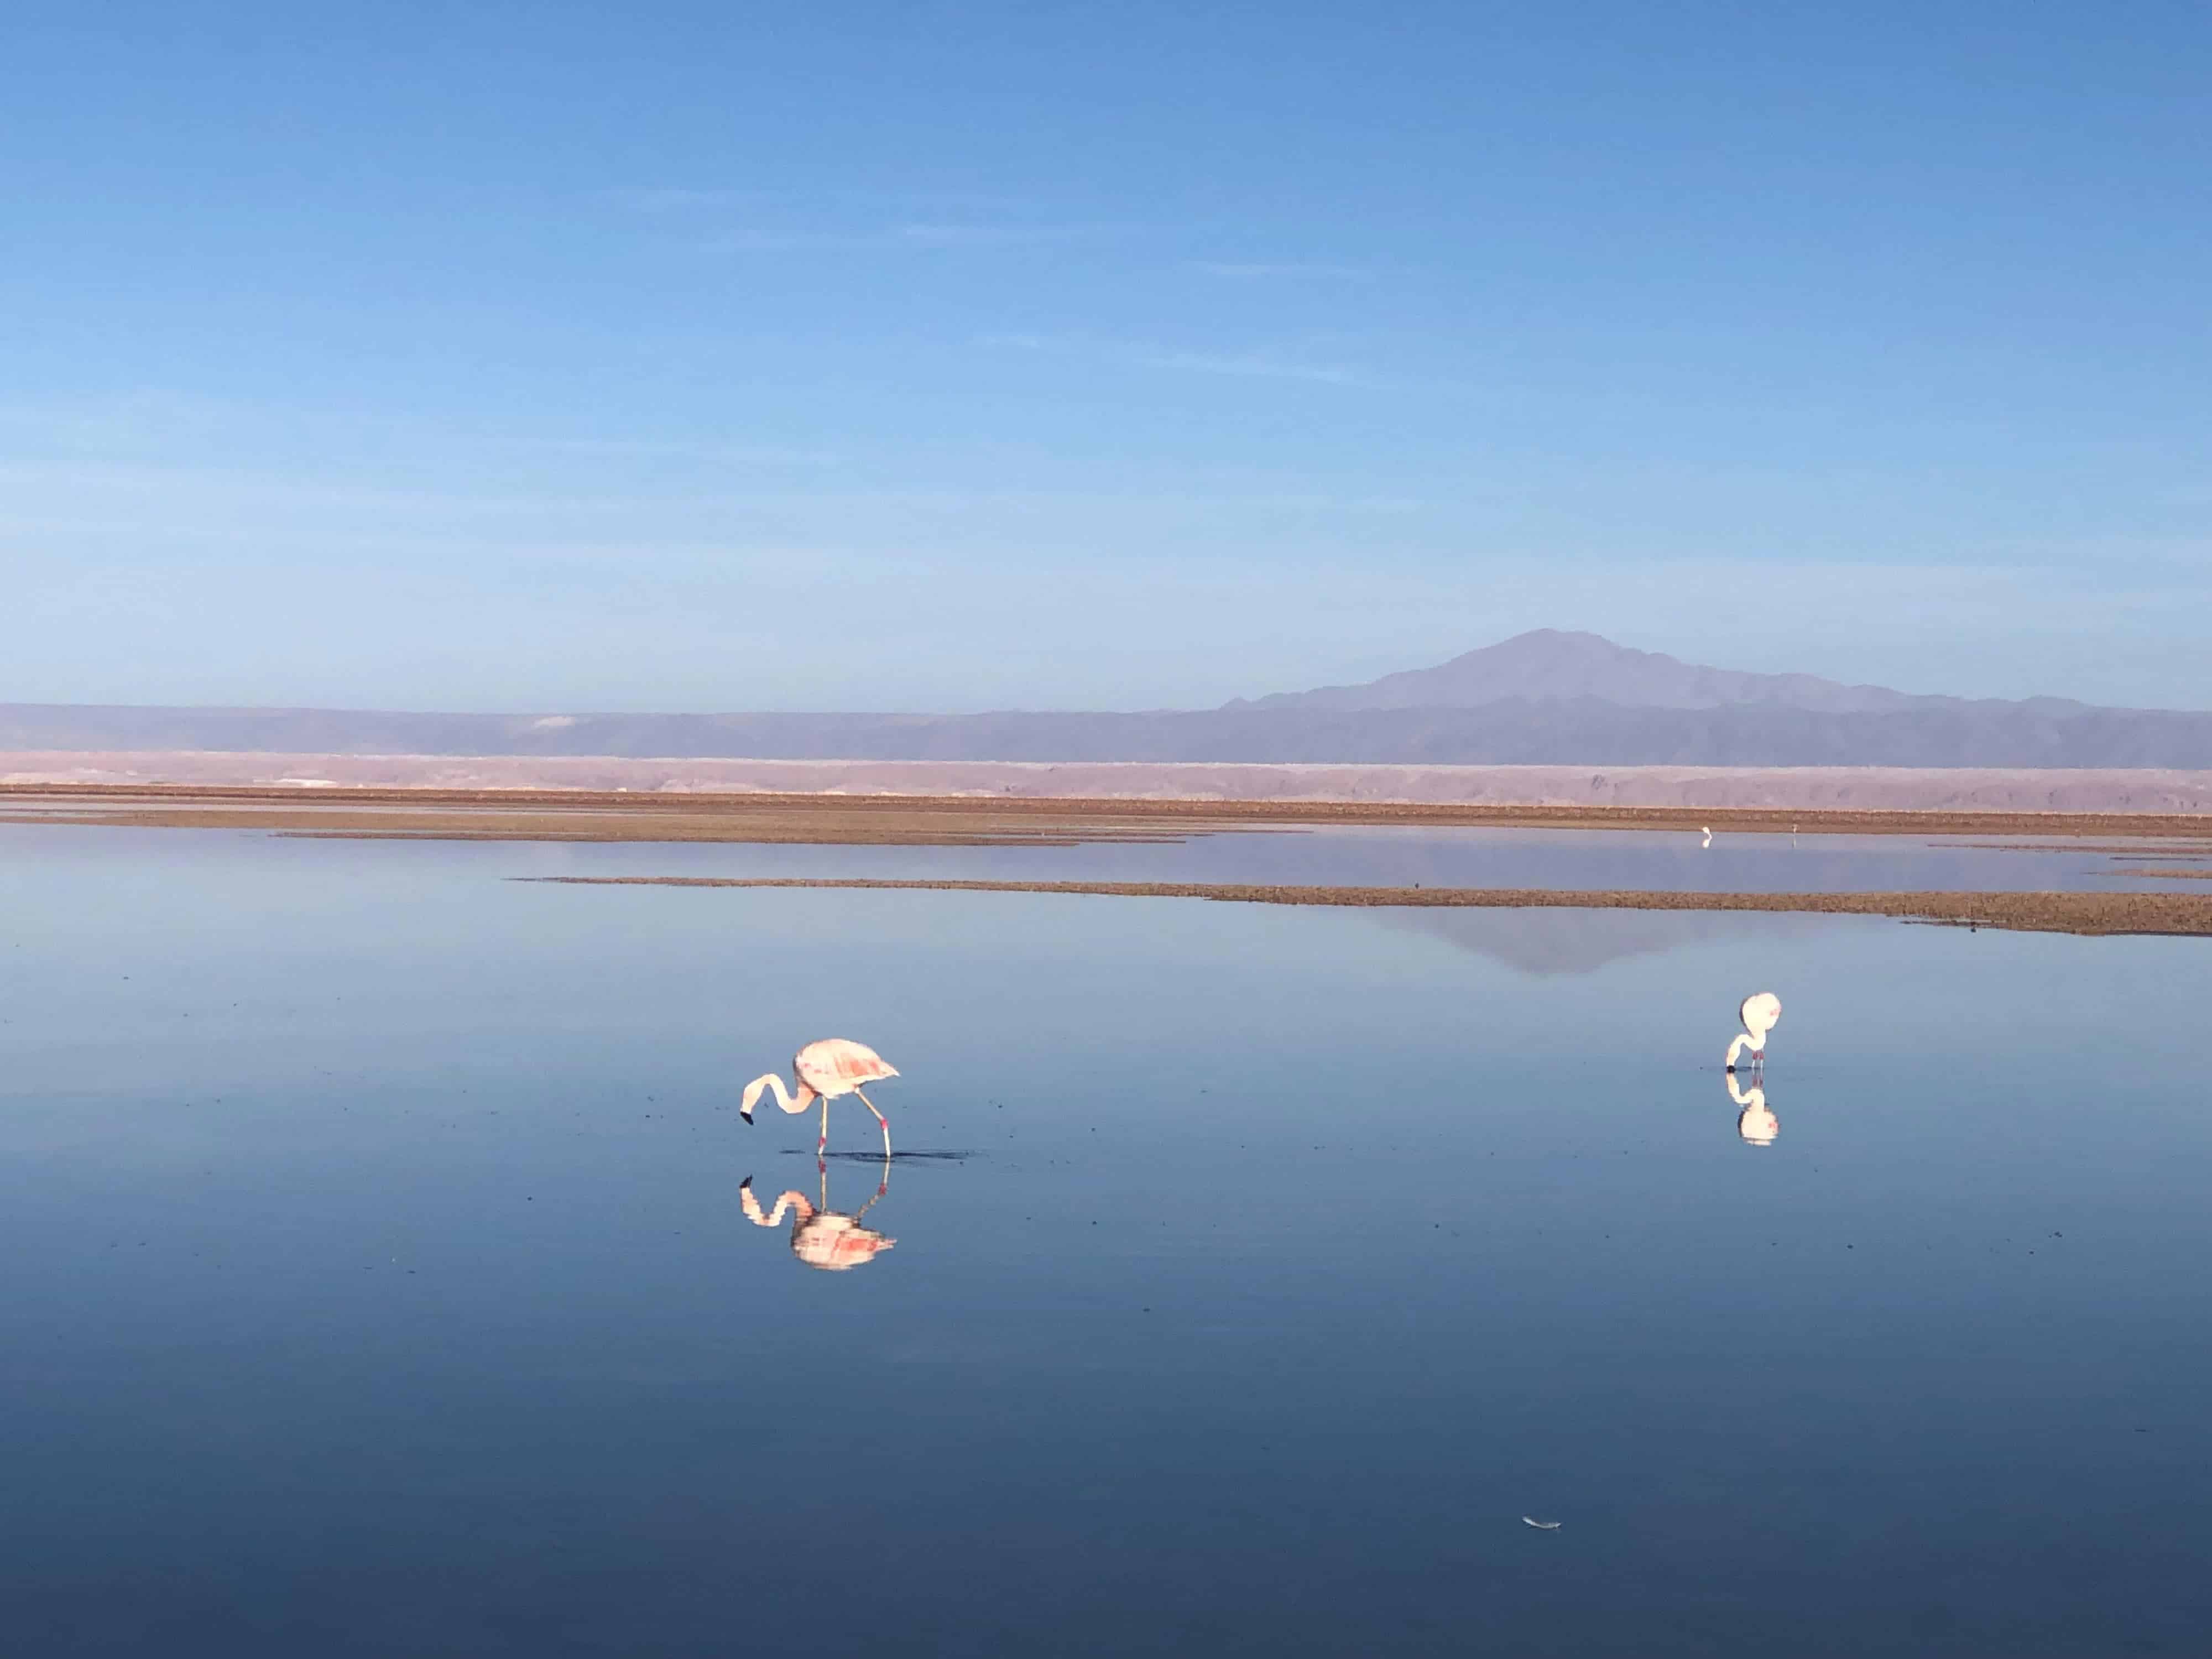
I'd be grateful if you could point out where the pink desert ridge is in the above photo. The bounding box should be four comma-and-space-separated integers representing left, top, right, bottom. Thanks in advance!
9, 751, 2212, 813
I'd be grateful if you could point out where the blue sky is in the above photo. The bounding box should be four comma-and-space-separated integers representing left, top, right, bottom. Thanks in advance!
4, 2, 2209, 711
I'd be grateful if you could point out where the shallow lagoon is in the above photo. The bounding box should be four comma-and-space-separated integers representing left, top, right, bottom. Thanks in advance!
2, 827, 2209, 1654
7, 804, 2207, 891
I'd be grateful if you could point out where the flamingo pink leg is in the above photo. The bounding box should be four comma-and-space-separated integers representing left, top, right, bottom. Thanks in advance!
853, 1087, 893, 1160
819, 1096, 828, 1152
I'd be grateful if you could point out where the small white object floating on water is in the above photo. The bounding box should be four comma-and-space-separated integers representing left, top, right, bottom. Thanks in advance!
1522, 1516, 1562, 1531
1700, 826, 1713, 847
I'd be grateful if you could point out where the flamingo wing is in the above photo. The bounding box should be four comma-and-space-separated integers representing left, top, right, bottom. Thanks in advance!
795, 1037, 899, 1095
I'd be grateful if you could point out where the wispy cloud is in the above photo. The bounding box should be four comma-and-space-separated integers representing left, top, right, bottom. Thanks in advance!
0, 459, 1427, 537
982, 332, 1387, 388
605, 186, 773, 213
1191, 260, 1373, 280
604, 185, 1100, 252
0, 389, 244, 447
895, 222, 1100, 247
705, 221, 1123, 253
1134, 348, 1375, 386
544, 437, 838, 467
607, 185, 1031, 214
0, 397, 841, 474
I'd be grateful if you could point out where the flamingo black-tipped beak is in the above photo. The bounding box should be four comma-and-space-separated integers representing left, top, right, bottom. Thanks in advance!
739, 1175, 753, 1192
740, 1108, 754, 1125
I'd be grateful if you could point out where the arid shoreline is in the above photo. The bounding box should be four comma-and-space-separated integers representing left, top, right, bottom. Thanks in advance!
12, 783, 2212, 843
12, 751, 2212, 815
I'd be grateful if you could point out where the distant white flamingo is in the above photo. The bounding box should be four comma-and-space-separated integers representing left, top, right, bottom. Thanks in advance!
1725, 993, 1781, 1073
740, 1154, 895, 1272
742, 1037, 899, 1156
1701, 826, 1713, 848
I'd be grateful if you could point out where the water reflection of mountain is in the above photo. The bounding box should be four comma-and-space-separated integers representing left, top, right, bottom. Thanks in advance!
1367, 906, 1829, 976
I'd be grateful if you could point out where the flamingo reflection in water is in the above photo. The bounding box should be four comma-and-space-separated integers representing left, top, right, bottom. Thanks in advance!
740, 1154, 896, 1272
742, 1037, 899, 1157
1728, 1068, 1778, 1146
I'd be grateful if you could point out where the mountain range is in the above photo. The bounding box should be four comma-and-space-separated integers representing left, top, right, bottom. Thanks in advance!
1225, 630, 2095, 718
6, 630, 2210, 769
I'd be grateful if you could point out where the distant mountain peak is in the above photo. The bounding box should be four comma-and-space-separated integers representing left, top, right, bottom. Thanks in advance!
1223, 629, 2048, 716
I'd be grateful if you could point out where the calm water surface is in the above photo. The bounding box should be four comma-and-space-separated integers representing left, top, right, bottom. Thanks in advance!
9, 806, 2209, 890
2, 827, 2208, 1655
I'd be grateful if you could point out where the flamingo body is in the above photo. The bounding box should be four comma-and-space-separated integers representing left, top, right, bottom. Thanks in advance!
1725, 992, 1782, 1072
794, 1037, 899, 1099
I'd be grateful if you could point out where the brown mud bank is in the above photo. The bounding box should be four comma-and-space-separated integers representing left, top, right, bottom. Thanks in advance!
13, 785, 2212, 845
519, 875, 2212, 938
11, 753, 2212, 815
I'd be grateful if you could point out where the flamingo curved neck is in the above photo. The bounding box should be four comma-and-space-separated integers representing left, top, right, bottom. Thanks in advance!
1725, 1033, 1764, 1070
742, 1072, 817, 1116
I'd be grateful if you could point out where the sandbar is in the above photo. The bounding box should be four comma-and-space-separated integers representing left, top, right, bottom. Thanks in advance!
518, 876, 2212, 938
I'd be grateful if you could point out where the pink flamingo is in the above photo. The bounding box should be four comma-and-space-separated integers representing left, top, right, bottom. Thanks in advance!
1725, 993, 1781, 1073
740, 1156, 895, 1272
741, 1037, 899, 1156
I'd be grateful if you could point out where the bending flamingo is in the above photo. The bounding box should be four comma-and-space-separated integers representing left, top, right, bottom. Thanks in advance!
742, 1037, 899, 1156
1725, 993, 1781, 1073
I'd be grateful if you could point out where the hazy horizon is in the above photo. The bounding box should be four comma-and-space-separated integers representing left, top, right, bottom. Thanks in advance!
3, 625, 2205, 718
7, 4, 2210, 714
